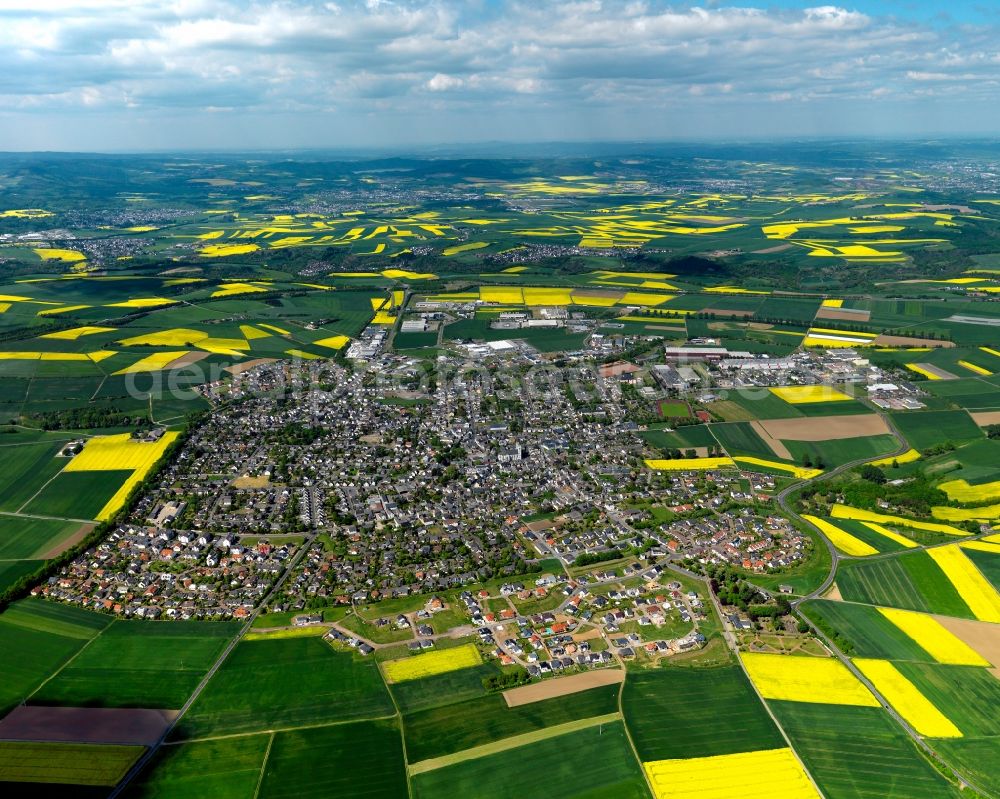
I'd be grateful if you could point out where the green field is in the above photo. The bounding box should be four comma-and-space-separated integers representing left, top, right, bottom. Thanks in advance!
802, 599, 937, 660
835, 551, 974, 618
894, 662, 1000, 737
890, 410, 983, 450
22, 470, 134, 520
621, 665, 784, 761
0, 741, 144, 786
639, 424, 717, 452
709, 421, 778, 459
0, 559, 43, 593
258, 720, 407, 799
123, 734, 270, 799
963, 547, 1000, 591
783, 435, 899, 468
769, 701, 962, 798
389, 661, 501, 714
32, 620, 239, 709
0, 441, 69, 512
403, 684, 620, 763
174, 638, 394, 739
0, 516, 84, 560
410, 722, 649, 799
936, 738, 1000, 799
0, 600, 111, 714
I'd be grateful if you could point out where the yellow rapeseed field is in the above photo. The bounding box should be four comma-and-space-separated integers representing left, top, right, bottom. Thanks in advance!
0, 351, 114, 362
802, 515, 878, 557
258, 324, 291, 335
831, 504, 969, 536
939, 479, 1000, 503
643, 748, 821, 799
382, 643, 482, 682
619, 291, 672, 306
932, 503, 1000, 522
107, 298, 177, 309
853, 658, 962, 738
65, 432, 180, 521
869, 449, 921, 467
860, 522, 917, 550
927, 545, 1000, 623
877, 608, 989, 666
442, 242, 488, 256
821, 299, 844, 307
37, 305, 91, 316
210, 281, 269, 297
381, 269, 437, 279
981, 346, 1000, 359
313, 335, 350, 350
33, 248, 86, 262
40, 326, 115, 340
770, 385, 853, 404
645, 457, 735, 471
118, 329, 208, 347
480, 287, 524, 304
113, 352, 189, 375
201, 244, 260, 258
958, 360, 992, 376
285, 349, 321, 360
732, 456, 822, 480
523, 287, 574, 306
905, 364, 941, 381
240, 325, 272, 340
742, 652, 879, 706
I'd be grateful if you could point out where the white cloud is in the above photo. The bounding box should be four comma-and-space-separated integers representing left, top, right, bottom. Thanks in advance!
0, 1, 997, 146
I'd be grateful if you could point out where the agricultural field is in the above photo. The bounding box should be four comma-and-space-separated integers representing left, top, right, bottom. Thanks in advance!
0, 599, 112, 715
174, 638, 393, 739
621, 665, 785, 762
122, 735, 271, 799
835, 551, 975, 619
4, 150, 1000, 797
31, 620, 239, 709
0, 741, 144, 787
402, 684, 619, 763
770, 701, 963, 799
410, 722, 649, 799
257, 720, 407, 799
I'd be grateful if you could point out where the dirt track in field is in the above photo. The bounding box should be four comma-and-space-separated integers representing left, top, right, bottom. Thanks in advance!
503, 668, 624, 707
750, 421, 793, 460
757, 413, 889, 442
934, 616, 1000, 677
164, 351, 210, 369
0, 707, 177, 746
37, 522, 94, 559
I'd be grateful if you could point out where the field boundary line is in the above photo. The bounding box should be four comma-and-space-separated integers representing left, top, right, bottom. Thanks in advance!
251, 731, 274, 799
25, 621, 112, 701
406, 712, 621, 776
617, 672, 657, 799
0, 510, 93, 524
14, 463, 73, 516
171, 712, 399, 745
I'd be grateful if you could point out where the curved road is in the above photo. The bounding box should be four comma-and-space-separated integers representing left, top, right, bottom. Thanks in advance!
767, 408, 992, 797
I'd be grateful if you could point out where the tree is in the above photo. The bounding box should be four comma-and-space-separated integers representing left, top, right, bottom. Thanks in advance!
860, 464, 886, 484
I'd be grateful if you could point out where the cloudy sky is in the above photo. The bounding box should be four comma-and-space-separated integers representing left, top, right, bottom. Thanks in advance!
1, 0, 998, 151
